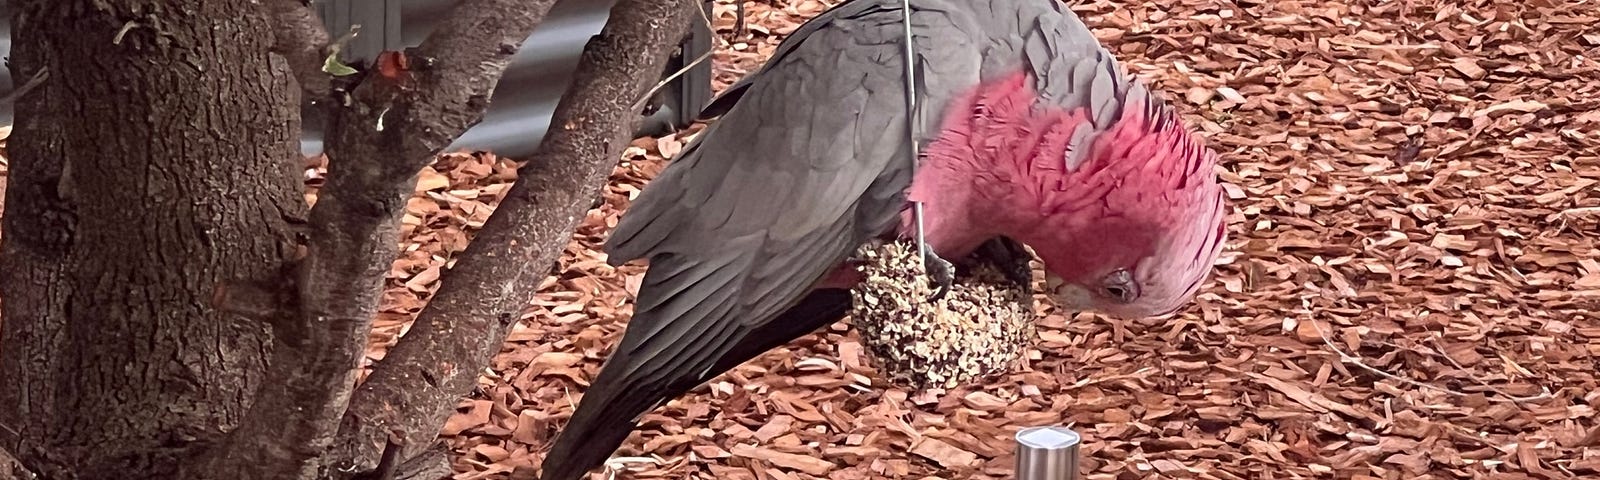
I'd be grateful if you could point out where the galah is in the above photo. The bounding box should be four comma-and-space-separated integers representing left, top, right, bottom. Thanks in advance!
540, 0, 1228, 477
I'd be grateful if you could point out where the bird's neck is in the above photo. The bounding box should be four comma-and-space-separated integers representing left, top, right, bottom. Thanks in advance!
905, 114, 1181, 266
901, 129, 1071, 260
901, 72, 1094, 258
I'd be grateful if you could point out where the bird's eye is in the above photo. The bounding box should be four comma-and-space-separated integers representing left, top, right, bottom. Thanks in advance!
1105, 285, 1129, 301
1101, 269, 1139, 304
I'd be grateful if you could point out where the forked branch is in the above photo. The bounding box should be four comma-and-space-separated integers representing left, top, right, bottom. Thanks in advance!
200, 0, 560, 478
267, 0, 333, 97
328, 0, 697, 471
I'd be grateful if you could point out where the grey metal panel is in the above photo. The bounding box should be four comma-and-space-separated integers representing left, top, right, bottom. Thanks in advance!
315, 0, 402, 63
0, 0, 713, 160
412, 0, 714, 158
422, 0, 620, 158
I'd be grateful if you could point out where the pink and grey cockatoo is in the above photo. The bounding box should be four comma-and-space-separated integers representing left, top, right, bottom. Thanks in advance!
540, 0, 1228, 477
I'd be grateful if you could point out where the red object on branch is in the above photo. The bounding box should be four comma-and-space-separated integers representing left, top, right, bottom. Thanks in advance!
375, 50, 411, 80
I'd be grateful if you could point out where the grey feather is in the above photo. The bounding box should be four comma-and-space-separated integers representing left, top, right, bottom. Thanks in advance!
541, 1, 1154, 479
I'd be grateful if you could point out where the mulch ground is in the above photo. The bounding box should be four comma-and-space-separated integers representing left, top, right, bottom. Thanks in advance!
391, 0, 1600, 479
400, 0, 1599, 478
5, 0, 1599, 478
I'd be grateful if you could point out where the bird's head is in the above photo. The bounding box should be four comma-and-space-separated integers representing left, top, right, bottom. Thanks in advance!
1018, 85, 1229, 319
922, 68, 1229, 319
1034, 211, 1226, 319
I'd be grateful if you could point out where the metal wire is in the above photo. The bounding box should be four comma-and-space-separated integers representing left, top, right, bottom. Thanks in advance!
898, 0, 931, 266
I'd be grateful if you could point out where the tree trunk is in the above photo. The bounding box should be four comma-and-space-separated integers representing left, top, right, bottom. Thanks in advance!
0, 1, 303, 478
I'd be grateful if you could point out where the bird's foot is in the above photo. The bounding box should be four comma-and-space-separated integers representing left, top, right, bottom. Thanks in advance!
977, 237, 1034, 297
921, 248, 956, 302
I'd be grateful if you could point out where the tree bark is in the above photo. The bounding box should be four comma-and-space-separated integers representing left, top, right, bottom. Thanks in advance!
0, 445, 33, 479
0, 6, 71, 474
3, 0, 698, 478
0, 1, 304, 478
267, 0, 332, 98
198, 0, 560, 478
327, 0, 695, 471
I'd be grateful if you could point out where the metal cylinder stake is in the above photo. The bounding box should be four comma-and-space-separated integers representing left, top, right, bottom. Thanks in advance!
1014, 426, 1081, 480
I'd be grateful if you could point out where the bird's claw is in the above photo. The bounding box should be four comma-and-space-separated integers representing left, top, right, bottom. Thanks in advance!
978, 237, 1034, 297
922, 249, 956, 302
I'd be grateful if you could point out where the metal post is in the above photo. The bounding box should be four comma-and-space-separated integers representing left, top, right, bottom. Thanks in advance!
1014, 426, 1082, 480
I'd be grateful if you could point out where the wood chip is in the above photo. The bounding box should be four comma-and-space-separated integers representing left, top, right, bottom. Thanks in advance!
909, 438, 979, 469
730, 444, 836, 475
209, 1, 1600, 479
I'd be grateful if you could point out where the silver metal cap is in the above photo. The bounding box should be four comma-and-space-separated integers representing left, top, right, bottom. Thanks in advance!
1014, 426, 1082, 480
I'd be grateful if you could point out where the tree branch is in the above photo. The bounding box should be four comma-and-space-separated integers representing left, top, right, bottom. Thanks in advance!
197, 0, 561, 478
0, 20, 73, 478
352, 433, 404, 480
327, 0, 695, 471
392, 445, 452, 480
268, 0, 332, 97
0, 444, 36, 480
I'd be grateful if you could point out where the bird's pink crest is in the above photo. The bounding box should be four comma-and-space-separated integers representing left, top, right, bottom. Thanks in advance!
913, 68, 1228, 318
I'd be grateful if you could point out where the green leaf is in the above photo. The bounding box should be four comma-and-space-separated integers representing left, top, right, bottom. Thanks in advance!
322, 52, 358, 77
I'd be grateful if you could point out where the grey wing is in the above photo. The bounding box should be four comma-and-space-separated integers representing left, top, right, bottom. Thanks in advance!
541, 2, 1090, 478
695, 0, 864, 120
602, 0, 985, 384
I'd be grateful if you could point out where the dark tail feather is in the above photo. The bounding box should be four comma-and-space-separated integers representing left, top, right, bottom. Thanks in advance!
539, 289, 852, 480
713, 289, 851, 375
538, 356, 664, 480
